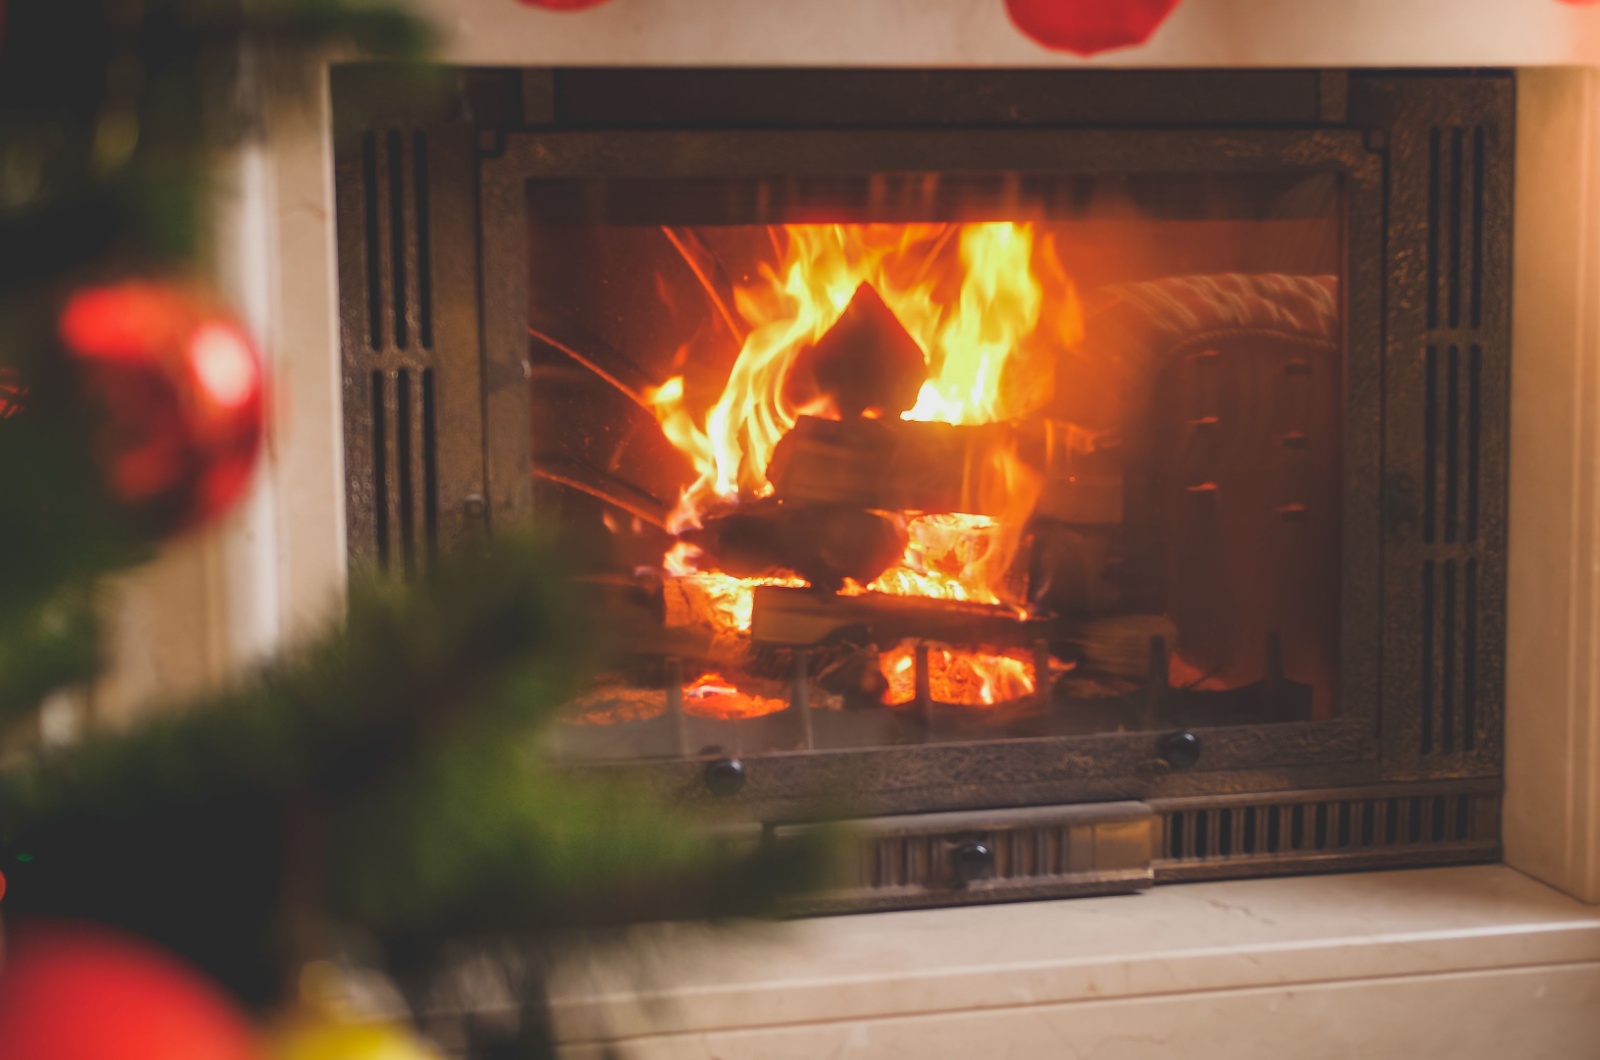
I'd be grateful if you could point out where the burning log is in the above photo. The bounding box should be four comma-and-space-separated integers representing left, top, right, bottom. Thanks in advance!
682, 500, 908, 590
766, 415, 1123, 525
782, 282, 928, 418
750, 585, 1052, 648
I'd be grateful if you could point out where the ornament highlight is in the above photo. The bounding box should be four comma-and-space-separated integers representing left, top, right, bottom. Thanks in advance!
57, 281, 265, 535
0, 919, 262, 1060
1004, 0, 1183, 55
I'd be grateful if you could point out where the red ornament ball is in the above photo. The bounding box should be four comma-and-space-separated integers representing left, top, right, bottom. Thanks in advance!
516, 0, 615, 9
0, 920, 262, 1060
57, 282, 264, 535
1005, 0, 1183, 55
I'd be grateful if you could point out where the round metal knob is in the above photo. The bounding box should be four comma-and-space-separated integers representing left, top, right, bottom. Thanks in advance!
951, 841, 995, 885
704, 756, 746, 797
1157, 730, 1203, 770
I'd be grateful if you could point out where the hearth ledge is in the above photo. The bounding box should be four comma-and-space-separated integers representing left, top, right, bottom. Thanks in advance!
547, 864, 1600, 1058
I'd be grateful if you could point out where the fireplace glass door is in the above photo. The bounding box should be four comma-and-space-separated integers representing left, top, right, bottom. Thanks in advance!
527, 166, 1347, 759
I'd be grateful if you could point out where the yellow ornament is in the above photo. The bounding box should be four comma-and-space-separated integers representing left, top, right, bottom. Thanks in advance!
269, 1012, 442, 1060
269, 961, 442, 1060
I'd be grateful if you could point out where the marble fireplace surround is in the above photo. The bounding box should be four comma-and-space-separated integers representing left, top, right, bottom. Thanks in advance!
100, 1, 1600, 1055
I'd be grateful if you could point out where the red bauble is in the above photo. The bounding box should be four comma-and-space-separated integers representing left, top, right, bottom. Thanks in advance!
57, 282, 264, 535
1005, 0, 1183, 55
516, 0, 615, 9
0, 920, 262, 1060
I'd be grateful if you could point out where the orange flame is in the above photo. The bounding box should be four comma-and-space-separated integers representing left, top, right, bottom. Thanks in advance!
646, 223, 1075, 536
646, 223, 1076, 711
880, 640, 1037, 708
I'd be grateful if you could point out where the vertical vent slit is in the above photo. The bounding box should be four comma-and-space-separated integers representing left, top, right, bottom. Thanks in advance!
1430, 797, 1448, 843
1290, 805, 1306, 851
1447, 126, 1465, 329
1424, 344, 1438, 543
1193, 810, 1210, 859
1313, 803, 1329, 850
1168, 814, 1183, 860
361, 131, 382, 350
1464, 558, 1479, 751
1468, 344, 1482, 542
370, 371, 389, 569
1385, 798, 1400, 845
422, 369, 439, 556
413, 130, 434, 350
1242, 806, 1257, 855
1266, 806, 1282, 854
397, 369, 416, 576
386, 129, 409, 349
1456, 795, 1473, 841
1426, 127, 1442, 330
1470, 125, 1486, 329
1361, 801, 1376, 847
1442, 558, 1458, 753
1445, 345, 1460, 544
1421, 560, 1436, 754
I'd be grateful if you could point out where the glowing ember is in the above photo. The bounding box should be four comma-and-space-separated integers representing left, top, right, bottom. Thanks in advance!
859, 513, 1017, 606
880, 640, 1037, 708
683, 671, 789, 720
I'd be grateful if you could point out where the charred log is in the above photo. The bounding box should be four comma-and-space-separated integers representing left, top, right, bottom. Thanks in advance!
782, 282, 928, 418
750, 585, 1052, 648
766, 414, 1122, 525
682, 500, 907, 590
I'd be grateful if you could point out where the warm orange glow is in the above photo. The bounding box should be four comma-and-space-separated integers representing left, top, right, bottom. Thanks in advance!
645, 223, 1077, 713
682, 672, 789, 720
879, 640, 1037, 708
673, 568, 808, 633
646, 222, 1077, 535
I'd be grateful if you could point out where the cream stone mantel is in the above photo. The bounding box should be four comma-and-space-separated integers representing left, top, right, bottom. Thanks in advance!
547, 865, 1600, 1058
93, 3, 1600, 1055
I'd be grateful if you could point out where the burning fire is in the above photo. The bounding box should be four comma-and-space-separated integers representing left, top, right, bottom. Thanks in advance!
646, 223, 1075, 533
682, 671, 788, 720
644, 223, 1080, 710
880, 640, 1037, 708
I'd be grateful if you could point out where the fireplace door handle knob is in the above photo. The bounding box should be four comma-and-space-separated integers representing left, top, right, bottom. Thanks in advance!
1157, 730, 1203, 770
704, 756, 746, 797
951, 841, 995, 885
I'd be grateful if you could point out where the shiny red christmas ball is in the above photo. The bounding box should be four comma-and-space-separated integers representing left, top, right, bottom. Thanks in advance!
0, 920, 262, 1060
1004, 0, 1183, 55
57, 282, 264, 535
516, 0, 615, 9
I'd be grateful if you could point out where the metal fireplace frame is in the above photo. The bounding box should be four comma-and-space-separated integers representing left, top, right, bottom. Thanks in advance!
333, 68, 1512, 904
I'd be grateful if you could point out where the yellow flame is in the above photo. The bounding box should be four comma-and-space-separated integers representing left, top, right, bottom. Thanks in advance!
645, 223, 1073, 543
880, 640, 1036, 707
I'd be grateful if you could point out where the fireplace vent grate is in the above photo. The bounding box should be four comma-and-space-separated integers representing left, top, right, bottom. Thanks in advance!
343, 124, 443, 572
1151, 782, 1499, 881
1425, 124, 1487, 332
359, 128, 434, 353
776, 802, 1155, 914
367, 366, 439, 574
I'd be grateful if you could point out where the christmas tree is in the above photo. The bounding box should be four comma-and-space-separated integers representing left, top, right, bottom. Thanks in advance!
0, 4, 822, 1056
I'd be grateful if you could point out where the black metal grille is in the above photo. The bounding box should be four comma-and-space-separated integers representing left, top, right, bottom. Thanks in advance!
345, 126, 439, 572
1153, 783, 1499, 880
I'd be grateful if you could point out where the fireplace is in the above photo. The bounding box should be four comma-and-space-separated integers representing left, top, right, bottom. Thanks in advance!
334, 68, 1511, 911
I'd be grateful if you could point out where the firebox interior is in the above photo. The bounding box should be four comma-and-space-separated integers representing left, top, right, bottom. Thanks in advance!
528, 171, 1345, 755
